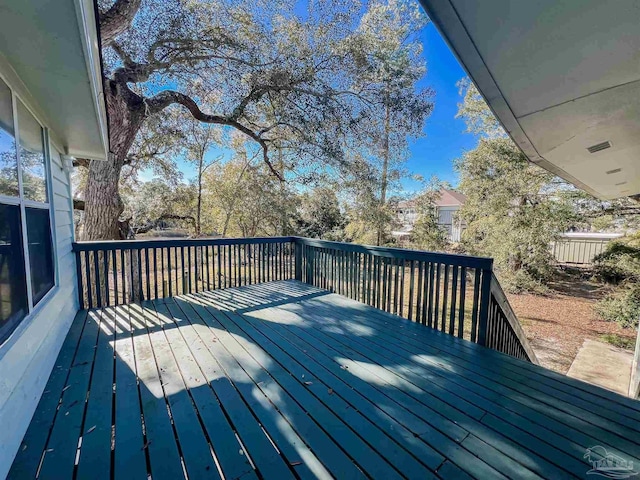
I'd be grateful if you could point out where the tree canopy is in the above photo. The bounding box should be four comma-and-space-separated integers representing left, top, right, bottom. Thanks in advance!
80, 0, 433, 241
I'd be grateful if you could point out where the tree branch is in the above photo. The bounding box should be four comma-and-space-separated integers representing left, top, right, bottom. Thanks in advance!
146, 90, 283, 180
134, 214, 196, 235
99, 0, 142, 47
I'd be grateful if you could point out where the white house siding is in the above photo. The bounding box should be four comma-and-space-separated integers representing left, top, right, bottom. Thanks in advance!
437, 206, 464, 243
0, 141, 79, 475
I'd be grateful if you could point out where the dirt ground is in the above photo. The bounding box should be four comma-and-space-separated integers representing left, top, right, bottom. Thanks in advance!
506, 268, 637, 374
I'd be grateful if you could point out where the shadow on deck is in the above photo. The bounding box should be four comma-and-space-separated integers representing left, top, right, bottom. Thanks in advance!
9, 280, 640, 479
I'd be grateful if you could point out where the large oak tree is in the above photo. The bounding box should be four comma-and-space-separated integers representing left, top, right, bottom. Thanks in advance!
83, 0, 399, 240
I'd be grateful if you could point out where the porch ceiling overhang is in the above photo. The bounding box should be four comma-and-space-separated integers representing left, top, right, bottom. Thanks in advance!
0, 0, 108, 161
419, 0, 640, 200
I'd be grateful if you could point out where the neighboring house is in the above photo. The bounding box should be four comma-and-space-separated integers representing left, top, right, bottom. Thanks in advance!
0, 0, 108, 475
393, 189, 466, 243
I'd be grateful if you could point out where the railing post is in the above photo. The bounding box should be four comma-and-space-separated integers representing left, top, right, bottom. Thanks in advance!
294, 239, 303, 281
73, 244, 85, 310
477, 264, 493, 346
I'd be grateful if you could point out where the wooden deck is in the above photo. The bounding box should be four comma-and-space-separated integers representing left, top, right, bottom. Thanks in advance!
9, 280, 640, 479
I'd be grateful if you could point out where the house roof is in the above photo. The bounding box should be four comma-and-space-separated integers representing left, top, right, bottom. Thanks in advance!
419, 0, 640, 200
0, 0, 108, 160
396, 189, 466, 209
435, 189, 466, 207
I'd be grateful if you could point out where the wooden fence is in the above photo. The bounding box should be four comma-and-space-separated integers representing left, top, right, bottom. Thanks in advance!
73, 236, 537, 363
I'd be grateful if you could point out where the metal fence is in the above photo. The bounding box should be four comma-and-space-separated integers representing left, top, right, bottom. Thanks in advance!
552, 233, 622, 266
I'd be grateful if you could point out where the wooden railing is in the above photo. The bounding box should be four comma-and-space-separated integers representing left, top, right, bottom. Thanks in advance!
487, 273, 539, 363
296, 238, 492, 343
73, 236, 537, 363
73, 237, 295, 309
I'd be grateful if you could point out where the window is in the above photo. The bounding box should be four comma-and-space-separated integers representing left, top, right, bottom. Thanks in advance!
0, 77, 55, 344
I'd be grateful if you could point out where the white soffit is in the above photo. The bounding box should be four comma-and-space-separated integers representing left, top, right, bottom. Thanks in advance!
0, 0, 108, 160
419, 0, 640, 200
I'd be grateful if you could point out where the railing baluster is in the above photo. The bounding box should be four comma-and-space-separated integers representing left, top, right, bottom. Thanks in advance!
433, 263, 441, 330
416, 261, 423, 324
449, 265, 458, 335
137, 248, 144, 301
120, 249, 126, 304
399, 259, 406, 317
145, 248, 151, 300
194, 246, 199, 293
93, 250, 101, 307
112, 249, 118, 307
206, 245, 211, 290
75, 249, 84, 310
441, 264, 449, 333
153, 248, 158, 300
471, 269, 481, 342
167, 246, 173, 297
103, 249, 110, 307
458, 267, 466, 338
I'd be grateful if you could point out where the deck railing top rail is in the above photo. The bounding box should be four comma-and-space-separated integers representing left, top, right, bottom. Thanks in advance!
294, 237, 494, 270
72, 236, 536, 363
72, 236, 293, 251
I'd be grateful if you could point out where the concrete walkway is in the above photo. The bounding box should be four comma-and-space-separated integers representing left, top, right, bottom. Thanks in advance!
567, 339, 633, 396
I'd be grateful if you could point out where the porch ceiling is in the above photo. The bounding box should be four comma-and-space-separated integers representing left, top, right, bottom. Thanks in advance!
419, 0, 640, 200
0, 0, 108, 160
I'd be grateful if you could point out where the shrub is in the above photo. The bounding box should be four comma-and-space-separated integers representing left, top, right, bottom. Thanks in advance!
593, 233, 640, 329
593, 237, 640, 284
595, 283, 640, 329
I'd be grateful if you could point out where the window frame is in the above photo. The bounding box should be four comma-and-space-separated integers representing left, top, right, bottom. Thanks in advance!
0, 73, 58, 339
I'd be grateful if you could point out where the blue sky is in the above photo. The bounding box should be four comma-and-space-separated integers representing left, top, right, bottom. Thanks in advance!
404, 22, 477, 192
141, 19, 478, 192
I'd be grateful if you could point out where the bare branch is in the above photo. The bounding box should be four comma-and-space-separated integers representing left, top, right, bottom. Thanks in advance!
99, 0, 142, 47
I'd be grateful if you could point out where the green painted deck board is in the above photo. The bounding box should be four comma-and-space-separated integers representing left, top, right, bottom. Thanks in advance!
155, 300, 258, 480
110, 305, 148, 480
194, 297, 421, 479
8, 309, 88, 480
37, 309, 101, 479
249, 299, 572, 480
128, 304, 184, 480
203, 297, 439, 479
10, 280, 640, 479
290, 290, 640, 467
75, 307, 116, 480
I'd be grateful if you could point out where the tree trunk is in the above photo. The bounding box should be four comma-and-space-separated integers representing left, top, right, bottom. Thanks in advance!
377, 94, 391, 246
83, 160, 124, 240
196, 158, 203, 236
82, 79, 145, 241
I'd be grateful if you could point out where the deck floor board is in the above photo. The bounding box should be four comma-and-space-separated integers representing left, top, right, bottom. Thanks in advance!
9, 280, 640, 479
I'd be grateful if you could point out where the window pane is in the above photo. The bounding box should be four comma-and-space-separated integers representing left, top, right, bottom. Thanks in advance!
26, 207, 54, 305
0, 203, 27, 343
0, 79, 18, 197
17, 101, 47, 203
